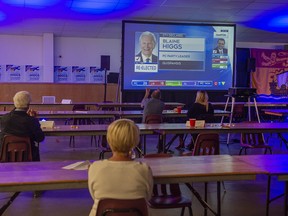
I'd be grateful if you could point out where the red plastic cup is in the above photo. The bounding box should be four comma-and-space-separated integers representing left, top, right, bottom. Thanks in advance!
176, 107, 182, 113
189, 119, 196, 127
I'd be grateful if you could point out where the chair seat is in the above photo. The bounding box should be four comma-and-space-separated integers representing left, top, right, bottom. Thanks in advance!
241, 143, 271, 149
149, 195, 192, 208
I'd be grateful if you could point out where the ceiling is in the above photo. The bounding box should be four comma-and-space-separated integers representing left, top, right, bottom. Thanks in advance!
0, 0, 288, 43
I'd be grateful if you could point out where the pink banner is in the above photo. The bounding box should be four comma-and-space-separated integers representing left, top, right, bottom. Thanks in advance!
251, 48, 288, 95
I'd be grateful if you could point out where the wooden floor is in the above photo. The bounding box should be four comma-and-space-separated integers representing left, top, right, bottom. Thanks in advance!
0, 126, 288, 216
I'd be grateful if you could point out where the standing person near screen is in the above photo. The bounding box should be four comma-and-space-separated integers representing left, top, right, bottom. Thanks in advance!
88, 119, 153, 216
0, 91, 45, 161
213, 38, 228, 54
135, 31, 158, 63
141, 88, 165, 123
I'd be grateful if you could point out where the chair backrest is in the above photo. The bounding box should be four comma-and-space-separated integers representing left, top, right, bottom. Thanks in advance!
240, 121, 265, 146
241, 132, 265, 146
145, 114, 163, 124
192, 133, 220, 156
96, 198, 148, 216
0, 135, 32, 162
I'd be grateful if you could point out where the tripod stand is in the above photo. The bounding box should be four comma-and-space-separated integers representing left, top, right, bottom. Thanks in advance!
221, 94, 260, 144
103, 68, 107, 102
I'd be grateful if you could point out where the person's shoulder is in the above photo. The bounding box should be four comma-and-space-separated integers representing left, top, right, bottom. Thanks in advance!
192, 102, 202, 107
89, 160, 113, 174
2, 110, 23, 119
89, 160, 108, 168
135, 161, 151, 171
2, 111, 11, 118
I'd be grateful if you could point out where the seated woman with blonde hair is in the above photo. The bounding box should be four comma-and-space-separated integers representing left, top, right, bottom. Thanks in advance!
88, 119, 153, 216
176, 90, 214, 150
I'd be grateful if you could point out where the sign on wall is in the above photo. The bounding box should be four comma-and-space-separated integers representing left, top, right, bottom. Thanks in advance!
0, 65, 4, 81
0, 64, 43, 82
54, 66, 105, 83
54, 66, 71, 83
25, 65, 43, 82
0, 64, 106, 83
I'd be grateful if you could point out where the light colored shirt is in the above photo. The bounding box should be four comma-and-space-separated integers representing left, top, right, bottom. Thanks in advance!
88, 159, 153, 216
141, 54, 151, 63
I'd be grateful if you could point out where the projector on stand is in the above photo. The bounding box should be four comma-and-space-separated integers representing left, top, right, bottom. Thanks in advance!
228, 87, 257, 97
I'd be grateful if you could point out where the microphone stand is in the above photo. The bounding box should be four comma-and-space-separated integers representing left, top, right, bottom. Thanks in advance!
103, 68, 107, 102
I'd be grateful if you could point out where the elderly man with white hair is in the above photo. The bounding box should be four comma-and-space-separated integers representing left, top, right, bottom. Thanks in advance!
0, 91, 45, 161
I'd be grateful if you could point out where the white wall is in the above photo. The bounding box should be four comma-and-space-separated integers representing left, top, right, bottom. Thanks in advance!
54, 37, 121, 72
0, 35, 43, 64
0, 34, 121, 82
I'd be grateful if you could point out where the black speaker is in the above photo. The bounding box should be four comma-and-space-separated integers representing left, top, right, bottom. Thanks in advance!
101, 55, 110, 70
247, 57, 256, 72
107, 72, 119, 83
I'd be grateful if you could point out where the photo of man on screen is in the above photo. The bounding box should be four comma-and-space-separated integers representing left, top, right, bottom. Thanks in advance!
213, 38, 228, 54
135, 31, 158, 63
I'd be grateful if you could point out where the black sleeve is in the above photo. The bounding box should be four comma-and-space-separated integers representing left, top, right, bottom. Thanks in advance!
30, 117, 45, 143
208, 103, 214, 115
187, 103, 197, 119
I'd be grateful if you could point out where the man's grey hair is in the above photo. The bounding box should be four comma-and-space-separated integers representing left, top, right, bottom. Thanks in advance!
139, 31, 156, 47
13, 91, 31, 109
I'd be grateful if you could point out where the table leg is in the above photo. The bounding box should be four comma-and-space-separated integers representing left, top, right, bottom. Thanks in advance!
157, 133, 165, 153
185, 183, 219, 216
204, 182, 208, 216
164, 134, 180, 152
266, 175, 271, 216
266, 175, 286, 216
277, 133, 288, 150
0, 192, 20, 215
217, 181, 221, 216
285, 181, 288, 216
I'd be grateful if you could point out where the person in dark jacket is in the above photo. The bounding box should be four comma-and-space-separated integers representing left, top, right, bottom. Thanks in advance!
176, 90, 214, 150
0, 91, 45, 161
187, 90, 214, 122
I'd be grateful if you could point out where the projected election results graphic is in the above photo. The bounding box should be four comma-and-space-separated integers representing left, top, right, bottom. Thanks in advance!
212, 55, 229, 69
158, 33, 205, 70
122, 21, 235, 90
